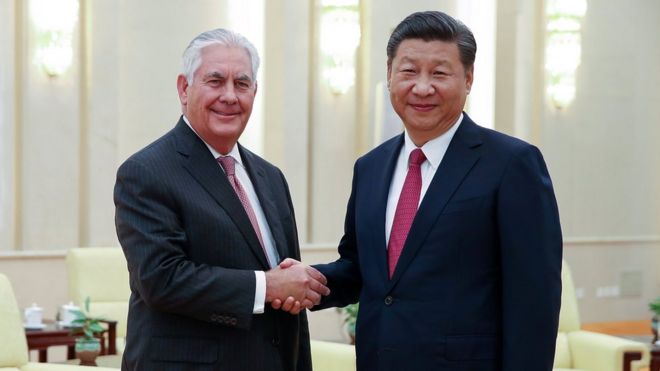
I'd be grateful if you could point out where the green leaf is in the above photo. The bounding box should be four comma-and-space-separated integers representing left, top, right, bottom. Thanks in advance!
89, 323, 105, 333
84, 328, 94, 338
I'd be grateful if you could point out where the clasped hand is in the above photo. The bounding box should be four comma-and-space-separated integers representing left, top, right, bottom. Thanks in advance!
265, 258, 329, 315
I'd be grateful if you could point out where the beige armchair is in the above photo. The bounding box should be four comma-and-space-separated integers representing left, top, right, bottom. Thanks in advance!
311, 339, 356, 371
0, 273, 117, 371
66, 247, 130, 355
554, 261, 650, 371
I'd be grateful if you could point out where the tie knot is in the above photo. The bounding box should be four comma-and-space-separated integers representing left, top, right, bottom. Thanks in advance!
218, 156, 236, 176
408, 148, 426, 167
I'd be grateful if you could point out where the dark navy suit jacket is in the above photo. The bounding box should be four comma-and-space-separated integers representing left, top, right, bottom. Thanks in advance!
315, 114, 562, 371
114, 117, 311, 371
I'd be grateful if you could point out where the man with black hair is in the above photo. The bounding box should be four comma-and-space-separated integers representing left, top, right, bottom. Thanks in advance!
282, 10, 562, 371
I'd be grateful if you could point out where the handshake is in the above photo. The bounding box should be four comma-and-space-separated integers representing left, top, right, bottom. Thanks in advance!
265, 258, 330, 315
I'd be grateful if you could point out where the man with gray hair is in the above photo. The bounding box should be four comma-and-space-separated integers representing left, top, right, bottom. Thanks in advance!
114, 28, 328, 370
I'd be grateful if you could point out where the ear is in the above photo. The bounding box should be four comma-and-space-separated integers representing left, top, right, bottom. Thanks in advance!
386, 64, 392, 89
176, 74, 189, 105
253, 81, 258, 96
465, 65, 474, 94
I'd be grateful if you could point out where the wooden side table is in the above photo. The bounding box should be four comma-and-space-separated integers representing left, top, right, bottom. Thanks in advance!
25, 320, 117, 362
651, 345, 660, 371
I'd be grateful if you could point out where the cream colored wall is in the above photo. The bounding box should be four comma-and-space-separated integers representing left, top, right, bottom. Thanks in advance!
0, 0, 17, 250
496, 0, 660, 322
263, 0, 312, 242
0, 252, 69, 320
545, 0, 660, 321
18, 0, 83, 248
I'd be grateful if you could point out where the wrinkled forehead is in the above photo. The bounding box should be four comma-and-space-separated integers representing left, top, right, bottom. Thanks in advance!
197, 44, 254, 78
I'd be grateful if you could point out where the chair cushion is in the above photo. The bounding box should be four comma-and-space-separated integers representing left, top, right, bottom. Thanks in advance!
553, 332, 572, 368
66, 247, 130, 338
66, 247, 130, 303
0, 274, 29, 368
311, 340, 356, 371
559, 262, 581, 332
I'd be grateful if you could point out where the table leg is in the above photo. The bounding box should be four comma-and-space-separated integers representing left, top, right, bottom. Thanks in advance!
650, 346, 660, 371
67, 345, 75, 360
38, 349, 47, 362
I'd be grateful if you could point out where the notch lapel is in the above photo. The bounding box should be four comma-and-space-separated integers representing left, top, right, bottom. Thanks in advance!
239, 145, 288, 263
173, 120, 270, 269
387, 117, 483, 288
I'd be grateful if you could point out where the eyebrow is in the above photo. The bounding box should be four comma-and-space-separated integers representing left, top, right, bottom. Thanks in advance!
203, 71, 253, 83
235, 74, 253, 82
204, 71, 225, 80
399, 56, 451, 66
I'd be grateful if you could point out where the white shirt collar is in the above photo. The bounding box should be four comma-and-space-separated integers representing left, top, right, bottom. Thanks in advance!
182, 115, 244, 168
402, 113, 463, 169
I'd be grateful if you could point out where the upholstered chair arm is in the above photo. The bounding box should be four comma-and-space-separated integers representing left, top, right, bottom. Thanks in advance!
568, 330, 649, 371
310, 340, 356, 371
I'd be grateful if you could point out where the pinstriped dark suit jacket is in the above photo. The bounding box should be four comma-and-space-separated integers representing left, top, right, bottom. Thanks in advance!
114, 117, 311, 371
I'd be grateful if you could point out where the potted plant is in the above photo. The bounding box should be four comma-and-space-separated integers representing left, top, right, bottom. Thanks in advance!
340, 303, 359, 345
650, 297, 660, 344
70, 297, 105, 366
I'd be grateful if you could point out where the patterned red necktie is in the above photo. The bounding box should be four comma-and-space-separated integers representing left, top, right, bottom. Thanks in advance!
387, 148, 427, 278
218, 156, 270, 266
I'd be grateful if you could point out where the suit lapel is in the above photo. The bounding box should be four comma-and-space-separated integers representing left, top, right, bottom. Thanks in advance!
173, 119, 270, 269
239, 145, 288, 263
388, 116, 483, 288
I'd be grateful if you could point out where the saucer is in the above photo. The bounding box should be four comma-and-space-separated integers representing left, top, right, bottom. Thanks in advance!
57, 321, 81, 328
24, 323, 46, 330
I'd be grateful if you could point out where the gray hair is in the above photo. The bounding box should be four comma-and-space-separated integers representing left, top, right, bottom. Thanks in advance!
182, 28, 260, 84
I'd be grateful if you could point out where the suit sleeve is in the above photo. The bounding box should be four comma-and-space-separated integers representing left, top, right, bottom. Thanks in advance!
313, 161, 362, 309
497, 145, 563, 370
114, 158, 256, 329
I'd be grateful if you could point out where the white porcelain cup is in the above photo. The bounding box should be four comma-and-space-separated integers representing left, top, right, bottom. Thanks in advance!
59, 302, 80, 326
24, 303, 43, 326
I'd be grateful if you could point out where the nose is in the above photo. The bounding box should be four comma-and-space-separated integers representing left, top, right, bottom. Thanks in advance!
411, 76, 435, 96
219, 85, 238, 104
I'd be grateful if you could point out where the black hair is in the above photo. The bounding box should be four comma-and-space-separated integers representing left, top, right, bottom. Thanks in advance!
386, 11, 476, 71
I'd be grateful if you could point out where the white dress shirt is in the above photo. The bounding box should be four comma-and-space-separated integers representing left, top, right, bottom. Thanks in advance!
385, 114, 463, 246
184, 116, 277, 314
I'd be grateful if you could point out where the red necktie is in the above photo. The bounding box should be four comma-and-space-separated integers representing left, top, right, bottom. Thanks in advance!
387, 148, 426, 278
218, 156, 270, 266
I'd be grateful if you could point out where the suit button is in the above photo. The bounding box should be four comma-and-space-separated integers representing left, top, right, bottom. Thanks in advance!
384, 296, 393, 306
272, 337, 280, 346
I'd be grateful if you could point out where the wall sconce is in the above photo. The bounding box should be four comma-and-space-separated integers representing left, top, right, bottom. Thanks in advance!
30, 0, 79, 77
319, 0, 360, 95
545, 0, 587, 110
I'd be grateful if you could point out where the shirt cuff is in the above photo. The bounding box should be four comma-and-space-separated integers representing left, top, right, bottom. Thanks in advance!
253, 271, 266, 314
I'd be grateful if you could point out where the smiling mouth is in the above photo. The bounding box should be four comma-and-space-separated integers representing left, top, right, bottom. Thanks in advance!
211, 109, 240, 117
409, 104, 436, 112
